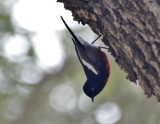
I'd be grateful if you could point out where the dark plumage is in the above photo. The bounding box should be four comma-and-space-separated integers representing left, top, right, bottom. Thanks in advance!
61, 16, 110, 102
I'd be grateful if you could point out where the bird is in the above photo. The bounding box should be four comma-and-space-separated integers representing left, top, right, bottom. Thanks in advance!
60, 16, 110, 102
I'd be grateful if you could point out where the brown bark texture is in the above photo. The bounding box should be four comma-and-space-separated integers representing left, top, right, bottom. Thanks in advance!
57, 0, 160, 101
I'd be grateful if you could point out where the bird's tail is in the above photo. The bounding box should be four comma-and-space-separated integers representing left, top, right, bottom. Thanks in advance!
60, 16, 83, 47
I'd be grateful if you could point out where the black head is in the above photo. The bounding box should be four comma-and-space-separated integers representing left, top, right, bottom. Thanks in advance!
83, 80, 104, 102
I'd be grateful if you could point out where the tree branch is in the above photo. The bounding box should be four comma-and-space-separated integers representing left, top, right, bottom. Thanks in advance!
57, 0, 160, 101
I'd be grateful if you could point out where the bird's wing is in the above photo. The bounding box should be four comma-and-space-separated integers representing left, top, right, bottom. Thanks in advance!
72, 38, 96, 79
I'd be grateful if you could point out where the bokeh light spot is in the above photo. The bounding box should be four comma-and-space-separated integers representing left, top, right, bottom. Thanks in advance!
78, 93, 94, 113
32, 31, 64, 69
49, 84, 77, 113
95, 102, 121, 124
4, 34, 30, 61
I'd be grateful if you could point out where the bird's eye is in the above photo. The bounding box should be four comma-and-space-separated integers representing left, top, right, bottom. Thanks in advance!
91, 88, 94, 91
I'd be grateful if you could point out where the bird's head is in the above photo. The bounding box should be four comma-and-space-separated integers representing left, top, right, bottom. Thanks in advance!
83, 80, 102, 102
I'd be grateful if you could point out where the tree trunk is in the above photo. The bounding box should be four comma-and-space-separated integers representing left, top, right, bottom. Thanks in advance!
57, 0, 160, 101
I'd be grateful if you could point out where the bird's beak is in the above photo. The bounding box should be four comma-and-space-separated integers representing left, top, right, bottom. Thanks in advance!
91, 94, 94, 102
91, 97, 94, 102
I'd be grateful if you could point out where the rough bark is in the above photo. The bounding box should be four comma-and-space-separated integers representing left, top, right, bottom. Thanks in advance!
57, 0, 160, 101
